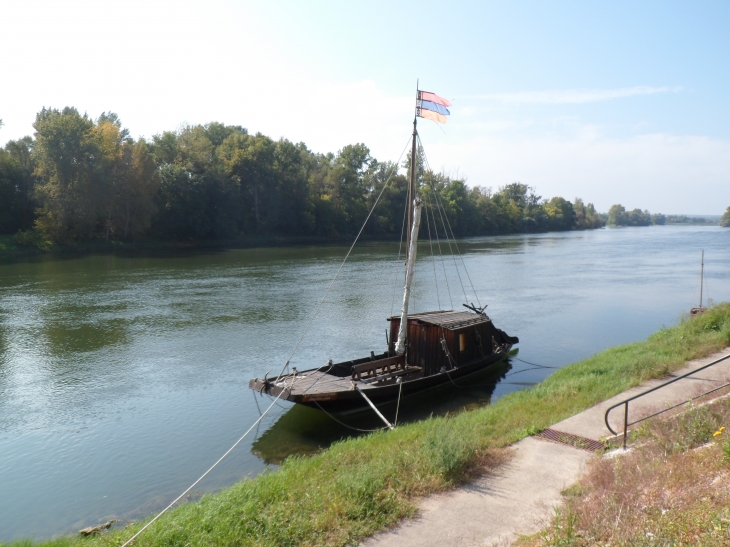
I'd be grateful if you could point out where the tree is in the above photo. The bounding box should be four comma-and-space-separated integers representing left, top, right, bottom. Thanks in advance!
363, 161, 407, 235
218, 131, 276, 234
111, 140, 159, 238
94, 113, 131, 240
573, 198, 604, 229
272, 139, 314, 234
0, 137, 36, 234
543, 197, 575, 231
32, 107, 101, 242
608, 204, 652, 226
325, 143, 371, 234
720, 206, 730, 227
6, 108, 620, 245
152, 125, 240, 240
440, 178, 478, 235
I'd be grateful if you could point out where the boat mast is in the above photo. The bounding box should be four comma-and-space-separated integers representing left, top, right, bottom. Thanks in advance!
405, 115, 417, 259
395, 88, 423, 356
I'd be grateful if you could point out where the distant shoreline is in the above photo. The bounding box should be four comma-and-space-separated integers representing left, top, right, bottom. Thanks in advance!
1, 222, 725, 264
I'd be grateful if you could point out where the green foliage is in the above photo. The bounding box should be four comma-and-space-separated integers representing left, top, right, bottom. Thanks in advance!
13, 228, 50, 249
572, 198, 604, 230
29, 108, 159, 243
3, 107, 613, 248
675, 404, 720, 451
0, 137, 36, 234
607, 204, 653, 226
722, 440, 730, 463
720, 206, 730, 227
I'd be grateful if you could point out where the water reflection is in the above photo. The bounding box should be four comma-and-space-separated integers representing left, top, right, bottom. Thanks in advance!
43, 320, 129, 355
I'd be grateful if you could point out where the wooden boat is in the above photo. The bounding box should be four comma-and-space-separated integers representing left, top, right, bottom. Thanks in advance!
249, 87, 518, 415
249, 309, 517, 413
690, 250, 707, 316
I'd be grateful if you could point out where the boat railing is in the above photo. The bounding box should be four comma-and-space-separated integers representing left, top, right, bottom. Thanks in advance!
604, 352, 730, 449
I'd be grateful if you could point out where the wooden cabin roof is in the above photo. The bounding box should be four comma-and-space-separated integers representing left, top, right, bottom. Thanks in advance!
387, 310, 491, 330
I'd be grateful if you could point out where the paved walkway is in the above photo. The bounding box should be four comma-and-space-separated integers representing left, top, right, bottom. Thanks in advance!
362, 349, 730, 547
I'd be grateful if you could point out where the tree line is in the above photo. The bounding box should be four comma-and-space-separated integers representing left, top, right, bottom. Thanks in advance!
0, 108, 608, 246
607, 204, 729, 227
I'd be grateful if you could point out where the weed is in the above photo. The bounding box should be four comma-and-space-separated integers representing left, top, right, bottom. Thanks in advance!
722, 441, 730, 464
523, 395, 730, 547
560, 484, 584, 498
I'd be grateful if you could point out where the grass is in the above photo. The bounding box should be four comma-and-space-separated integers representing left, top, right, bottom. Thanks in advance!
519, 394, 730, 546
6, 304, 730, 547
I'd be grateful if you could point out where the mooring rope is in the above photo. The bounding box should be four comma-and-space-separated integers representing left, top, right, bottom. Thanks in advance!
447, 358, 560, 386
313, 400, 389, 433
119, 377, 295, 547
512, 357, 559, 369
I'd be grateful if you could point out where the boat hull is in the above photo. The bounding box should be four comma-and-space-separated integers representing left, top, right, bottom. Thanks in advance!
250, 345, 512, 414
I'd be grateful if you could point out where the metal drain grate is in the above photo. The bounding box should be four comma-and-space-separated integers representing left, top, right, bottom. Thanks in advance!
537, 428, 605, 452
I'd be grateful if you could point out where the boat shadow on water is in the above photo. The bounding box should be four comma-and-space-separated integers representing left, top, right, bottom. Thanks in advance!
251, 357, 517, 465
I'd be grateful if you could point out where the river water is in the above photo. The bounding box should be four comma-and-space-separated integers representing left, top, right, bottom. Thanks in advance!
1, 225, 728, 540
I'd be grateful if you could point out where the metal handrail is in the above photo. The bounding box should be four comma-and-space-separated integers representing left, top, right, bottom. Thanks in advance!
604, 353, 730, 449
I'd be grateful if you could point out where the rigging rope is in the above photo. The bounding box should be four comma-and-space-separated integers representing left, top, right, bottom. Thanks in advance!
426, 186, 454, 309
390, 179, 410, 318
428, 176, 469, 304
424, 199, 442, 310
277, 135, 413, 381
418, 135, 482, 308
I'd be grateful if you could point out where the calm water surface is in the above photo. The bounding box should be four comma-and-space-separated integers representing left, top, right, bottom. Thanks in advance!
1, 226, 729, 540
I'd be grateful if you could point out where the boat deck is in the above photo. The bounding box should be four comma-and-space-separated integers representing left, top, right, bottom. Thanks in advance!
285, 371, 357, 395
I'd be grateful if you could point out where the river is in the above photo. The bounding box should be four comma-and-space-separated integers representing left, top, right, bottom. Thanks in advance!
1, 225, 728, 540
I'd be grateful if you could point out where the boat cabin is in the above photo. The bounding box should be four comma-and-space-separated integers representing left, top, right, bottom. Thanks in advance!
388, 310, 501, 376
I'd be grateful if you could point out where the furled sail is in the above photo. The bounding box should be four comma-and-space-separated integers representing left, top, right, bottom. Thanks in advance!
395, 198, 423, 355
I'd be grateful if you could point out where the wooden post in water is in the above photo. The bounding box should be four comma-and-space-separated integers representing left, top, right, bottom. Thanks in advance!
699, 249, 704, 309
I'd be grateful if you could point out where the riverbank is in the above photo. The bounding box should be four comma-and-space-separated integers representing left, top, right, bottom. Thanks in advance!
0, 233, 405, 262
520, 379, 730, 546
6, 303, 730, 547
0, 226, 607, 263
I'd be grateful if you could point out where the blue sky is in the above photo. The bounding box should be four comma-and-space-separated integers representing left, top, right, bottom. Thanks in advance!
2, 0, 729, 213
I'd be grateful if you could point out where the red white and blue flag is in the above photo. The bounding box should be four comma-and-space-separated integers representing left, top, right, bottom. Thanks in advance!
417, 90, 451, 124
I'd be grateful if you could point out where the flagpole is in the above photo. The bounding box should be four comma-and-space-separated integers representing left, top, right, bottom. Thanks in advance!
406, 82, 418, 264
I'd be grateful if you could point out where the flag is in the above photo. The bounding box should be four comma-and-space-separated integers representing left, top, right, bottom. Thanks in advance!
417, 90, 451, 124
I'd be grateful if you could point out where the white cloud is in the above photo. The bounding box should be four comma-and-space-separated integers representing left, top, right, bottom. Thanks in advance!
459, 86, 682, 104
423, 131, 730, 214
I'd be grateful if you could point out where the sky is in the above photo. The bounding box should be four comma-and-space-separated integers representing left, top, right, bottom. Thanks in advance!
1, 0, 729, 214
